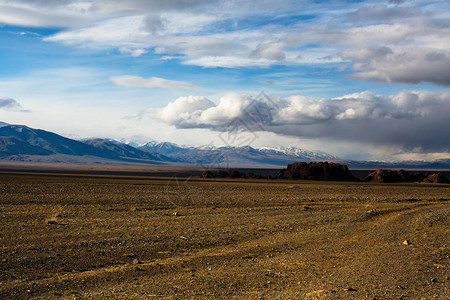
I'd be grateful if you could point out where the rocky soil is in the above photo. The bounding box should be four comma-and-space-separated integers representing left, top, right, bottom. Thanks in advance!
0, 172, 448, 299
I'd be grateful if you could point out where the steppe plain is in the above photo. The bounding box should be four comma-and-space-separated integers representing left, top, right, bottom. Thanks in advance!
0, 169, 448, 299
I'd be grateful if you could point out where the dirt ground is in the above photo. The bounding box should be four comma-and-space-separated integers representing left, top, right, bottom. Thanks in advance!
0, 172, 448, 299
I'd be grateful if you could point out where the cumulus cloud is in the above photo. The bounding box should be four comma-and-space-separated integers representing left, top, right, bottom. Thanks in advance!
110, 75, 198, 89
341, 5, 450, 86
0, 97, 29, 112
153, 91, 450, 152
156, 92, 281, 129
158, 96, 215, 128
285, 4, 450, 86
346, 47, 450, 86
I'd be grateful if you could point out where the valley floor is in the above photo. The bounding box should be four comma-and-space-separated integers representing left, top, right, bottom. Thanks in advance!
0, 172, 448, 299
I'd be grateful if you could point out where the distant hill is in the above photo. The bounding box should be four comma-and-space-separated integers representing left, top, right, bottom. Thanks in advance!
82, 139, 172, 161
0, 124, 105, 157
0, 123, 169, 164
343, 159, 450, 170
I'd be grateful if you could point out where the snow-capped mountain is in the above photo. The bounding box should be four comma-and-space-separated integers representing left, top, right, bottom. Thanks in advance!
259, 146, 336, 160
139, 142, 338, 167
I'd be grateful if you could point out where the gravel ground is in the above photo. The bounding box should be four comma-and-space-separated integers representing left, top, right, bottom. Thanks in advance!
0, 173, 448, 299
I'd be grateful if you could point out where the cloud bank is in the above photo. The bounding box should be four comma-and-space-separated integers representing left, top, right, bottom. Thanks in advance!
153, 91, 450, 152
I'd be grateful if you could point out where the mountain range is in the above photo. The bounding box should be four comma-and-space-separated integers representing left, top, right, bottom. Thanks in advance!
0, 122, 337, 167
139, 141, 335, 167
0, 122, 449, 169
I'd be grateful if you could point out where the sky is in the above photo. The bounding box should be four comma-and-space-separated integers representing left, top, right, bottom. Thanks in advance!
0, 0, 449, 161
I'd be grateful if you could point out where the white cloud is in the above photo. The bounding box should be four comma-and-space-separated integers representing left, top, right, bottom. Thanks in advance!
160, 12, 217, 34
158, 95, 215, 127
43, 15, 151, 47
160, 56, 178, 60
119, 47, 147, 57
110, 75, 198, 89
183, 56, 275, 68
36, 1, 345, 67
251, 42, 286, 61
0, 0, 94, 27
0, 0, 215, 27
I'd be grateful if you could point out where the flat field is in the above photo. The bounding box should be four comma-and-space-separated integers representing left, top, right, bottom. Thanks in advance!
0, 172, 448, 299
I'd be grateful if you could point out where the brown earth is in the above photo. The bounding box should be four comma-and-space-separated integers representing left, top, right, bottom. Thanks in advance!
0, 172, 448, 299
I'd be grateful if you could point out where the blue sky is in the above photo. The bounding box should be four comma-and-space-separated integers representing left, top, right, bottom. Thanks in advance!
0, 0, 449, 161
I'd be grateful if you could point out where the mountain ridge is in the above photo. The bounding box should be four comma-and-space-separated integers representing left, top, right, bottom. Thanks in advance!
0, 123, 166, 164
138, 141, 336, 167
0, 122, 449, 169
